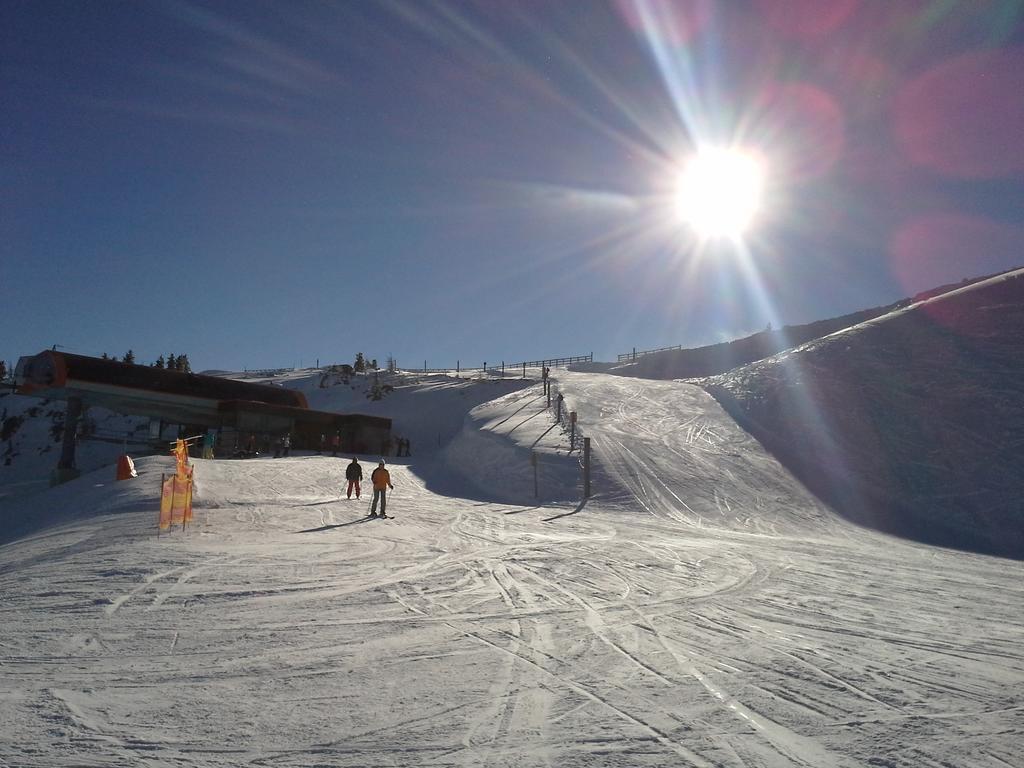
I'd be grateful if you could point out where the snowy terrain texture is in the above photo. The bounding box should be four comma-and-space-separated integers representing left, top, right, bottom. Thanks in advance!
2, 293, 1023, 765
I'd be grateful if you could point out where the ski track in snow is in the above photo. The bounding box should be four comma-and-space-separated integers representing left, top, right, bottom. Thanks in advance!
0, 372, 1022, 767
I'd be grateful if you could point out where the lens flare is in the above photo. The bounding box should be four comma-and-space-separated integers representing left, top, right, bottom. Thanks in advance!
675, 148, 765, 238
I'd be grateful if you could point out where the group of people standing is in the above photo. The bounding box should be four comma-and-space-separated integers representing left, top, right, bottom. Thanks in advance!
322, 433, 410, 458
315, 432, 343, 456
344, 457, 394, 516
259, 430, 411, 460
273, 434, 291, 458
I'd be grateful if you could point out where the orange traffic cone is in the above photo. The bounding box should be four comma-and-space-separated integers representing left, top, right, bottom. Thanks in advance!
116, 454, 137, 480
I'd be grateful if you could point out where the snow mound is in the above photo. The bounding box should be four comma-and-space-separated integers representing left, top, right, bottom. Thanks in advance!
440, 383, 581, 504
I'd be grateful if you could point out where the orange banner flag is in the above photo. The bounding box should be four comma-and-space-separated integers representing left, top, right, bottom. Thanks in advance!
174, 439, 189, 479
159, 475, 173, 531
170, 476, 187, 526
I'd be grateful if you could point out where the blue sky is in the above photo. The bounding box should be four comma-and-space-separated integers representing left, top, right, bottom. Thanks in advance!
3, 0, 1023, 372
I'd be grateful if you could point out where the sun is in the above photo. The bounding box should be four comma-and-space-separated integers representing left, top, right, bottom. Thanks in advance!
675, 148, 765, 239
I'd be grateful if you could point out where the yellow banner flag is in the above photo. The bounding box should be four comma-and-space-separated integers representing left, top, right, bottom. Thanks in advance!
174, 439, 189, 479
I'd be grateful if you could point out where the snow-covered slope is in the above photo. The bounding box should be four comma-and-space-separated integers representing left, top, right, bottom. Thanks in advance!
1, 368, 1022, 767
702, 268, 1024, 558
554, 372, 843, 536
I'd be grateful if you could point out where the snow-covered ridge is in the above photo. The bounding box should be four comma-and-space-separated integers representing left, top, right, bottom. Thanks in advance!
702, 268, 1024, 557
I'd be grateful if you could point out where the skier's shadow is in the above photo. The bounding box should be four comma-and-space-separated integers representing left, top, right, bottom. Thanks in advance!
543, 498, 588, 522
295, 518, 373, 533
503, 505, 543, 515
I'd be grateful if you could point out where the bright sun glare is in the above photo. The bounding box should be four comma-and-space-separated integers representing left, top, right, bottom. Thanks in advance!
675, 148, 765, 239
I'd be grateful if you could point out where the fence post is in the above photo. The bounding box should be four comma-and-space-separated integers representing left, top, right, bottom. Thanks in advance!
583, 438, 591, 498
570, 411, 576, 450
523, 362, 526, 378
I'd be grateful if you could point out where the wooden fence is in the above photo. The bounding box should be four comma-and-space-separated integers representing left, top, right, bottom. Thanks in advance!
410, 353, 592, 375
617, 345, 683, 362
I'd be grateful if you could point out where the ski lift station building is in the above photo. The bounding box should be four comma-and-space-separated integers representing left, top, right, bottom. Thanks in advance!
14, 350, 391, 471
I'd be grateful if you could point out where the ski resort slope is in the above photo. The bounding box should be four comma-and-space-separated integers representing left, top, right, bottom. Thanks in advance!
556, 372, 848, 537
1, 373, 1022, 768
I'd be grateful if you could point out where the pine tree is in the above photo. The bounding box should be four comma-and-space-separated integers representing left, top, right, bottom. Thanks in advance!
154, 355, 165, 369
354, 352, 365, 373
167, 353, 177, 370
370, 359, 378, 370
123, 350, 136, 365
0, 360, 6, 381
178, 354, 191, 373
101, 353, 110, 360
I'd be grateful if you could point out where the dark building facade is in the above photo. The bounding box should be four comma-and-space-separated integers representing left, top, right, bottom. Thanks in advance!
14, 350, 390, 460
